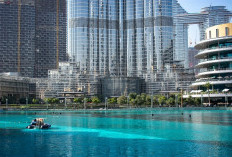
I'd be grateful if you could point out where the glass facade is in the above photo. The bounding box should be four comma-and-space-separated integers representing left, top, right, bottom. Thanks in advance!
0, 0, 35, 77
174, 6, 232, 68
67, 0, 175, 78
0, 0, 67, 78
193, 23, 232, 93
34, 0, 67, 78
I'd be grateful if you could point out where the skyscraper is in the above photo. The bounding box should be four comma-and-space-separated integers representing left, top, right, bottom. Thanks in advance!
0, 0, 35, 77
34, 0, 67, 78
67, 0, 177, 78
0, 0, 67, 78
174, 6, 232, 68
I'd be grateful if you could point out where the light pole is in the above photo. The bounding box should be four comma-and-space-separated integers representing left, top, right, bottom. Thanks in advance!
151, 92, 153, 108
65, 97, 67, 110
26, 97, 28, 110
127, 96, 129, 108
225, 93, 228, 107
105, 97, 108, 110
175, 94, 178, 107
84, 98, 86, 110
201, 93, 203, 107
181, 88, 183, 108
6, 98, 8, 109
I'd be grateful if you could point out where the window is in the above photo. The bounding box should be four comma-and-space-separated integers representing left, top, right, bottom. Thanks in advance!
209, 31, 211, 39
216, 29, 219, 38
225, 27, 229, 36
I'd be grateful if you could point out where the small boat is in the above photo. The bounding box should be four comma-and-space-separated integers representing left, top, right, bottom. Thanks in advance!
26, 118, 51, 129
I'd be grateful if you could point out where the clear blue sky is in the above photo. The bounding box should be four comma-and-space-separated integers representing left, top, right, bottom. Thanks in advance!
177, 0, 232, 47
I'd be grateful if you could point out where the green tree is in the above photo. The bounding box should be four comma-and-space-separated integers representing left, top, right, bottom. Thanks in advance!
73, 97, 83, 108
185, 96, 195, 106
0, 97, 7, 104
194, 97, 201, 106
158, 95, 166, 106
203, 82, 211, 105
166, 97, 175, 107
117, 96, 127, 105
153, 96, 159, 106
46, 98, 53, 104
73, 97, 82, 104
52, 98, 59, 104
92, 97, 100, 105
108, 97, 117, 105
135, 95, 144, 106
129, 93, 137, 100
32, 98, 39, 104
129, 98, 136, 107
146, 95, 151, 106
141, 93, 147, 103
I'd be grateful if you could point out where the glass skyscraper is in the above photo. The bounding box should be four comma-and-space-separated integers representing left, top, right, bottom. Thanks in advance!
0, 0, 67, 78
0, 0, 35, 77
67, 0, 177, 78
34, 0, 67, 78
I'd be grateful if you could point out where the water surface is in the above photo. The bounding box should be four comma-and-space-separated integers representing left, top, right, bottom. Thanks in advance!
0, 110, 232, 157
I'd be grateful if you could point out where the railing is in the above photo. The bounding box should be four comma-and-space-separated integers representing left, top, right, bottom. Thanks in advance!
198, 57, 232, 64
195, 78, 232, 83
199, 68, 232, 73
198, 45, 232, 53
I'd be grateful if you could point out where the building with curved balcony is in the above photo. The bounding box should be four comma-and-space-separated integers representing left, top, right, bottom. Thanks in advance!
189, 23, 232, 105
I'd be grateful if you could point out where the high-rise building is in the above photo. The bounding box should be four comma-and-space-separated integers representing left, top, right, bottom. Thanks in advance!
0, 0, 67, 78
189, 23, 232, 104
174, 6, 232, 68
67, 0, 178, 78
34, 0, 67, 78
0, 0, 35, 77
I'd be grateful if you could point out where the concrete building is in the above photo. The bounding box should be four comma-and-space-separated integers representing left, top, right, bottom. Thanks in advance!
0, 73, 36, 103
188, 23, 232, 105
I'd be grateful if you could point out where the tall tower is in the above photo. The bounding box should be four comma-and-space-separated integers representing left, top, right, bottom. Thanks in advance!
34, 0, 67, 78
174, 5, 232, 68
0, 0, 35, 77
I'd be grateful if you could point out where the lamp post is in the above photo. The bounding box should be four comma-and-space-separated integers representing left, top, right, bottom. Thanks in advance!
181, 89, 183, 108
6, 98, 8, 109
151, 92, 153, 108
201, 93, 203, 107
175, 94, 178, 107
105, 97, 108, 110
127, 96, 129, 109
225, 93, 228, 107
84, 98, 86, 110
64, 97, 67, 110
26, 97, 28, 110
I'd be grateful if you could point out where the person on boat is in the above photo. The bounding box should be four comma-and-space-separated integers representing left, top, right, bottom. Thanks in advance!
31, 119, 37, 125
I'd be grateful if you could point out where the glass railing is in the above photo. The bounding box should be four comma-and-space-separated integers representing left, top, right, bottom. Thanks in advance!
199, 45, 232, 53
199, 68, 232, 73
195, 78, 232, 82
198, 57, 232, 64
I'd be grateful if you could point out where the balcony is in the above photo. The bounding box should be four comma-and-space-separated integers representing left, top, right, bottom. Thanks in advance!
196, 69, 232, 78
191, 79, 232, 87
196, 57, 232, 68
195, 45, 232, 58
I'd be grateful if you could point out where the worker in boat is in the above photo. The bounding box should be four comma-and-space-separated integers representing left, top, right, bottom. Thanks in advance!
31, 119, 37, 125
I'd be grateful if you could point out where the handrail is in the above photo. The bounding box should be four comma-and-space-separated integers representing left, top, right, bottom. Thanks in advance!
198, 45, 232, 53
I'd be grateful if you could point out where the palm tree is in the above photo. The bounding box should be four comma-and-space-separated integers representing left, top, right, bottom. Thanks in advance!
203, 82, 211, 106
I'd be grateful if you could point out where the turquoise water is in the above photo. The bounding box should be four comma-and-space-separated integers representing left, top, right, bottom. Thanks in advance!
0, 110, 232, 157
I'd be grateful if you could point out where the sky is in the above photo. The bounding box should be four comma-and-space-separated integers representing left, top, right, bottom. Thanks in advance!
177, 0, 232, 47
